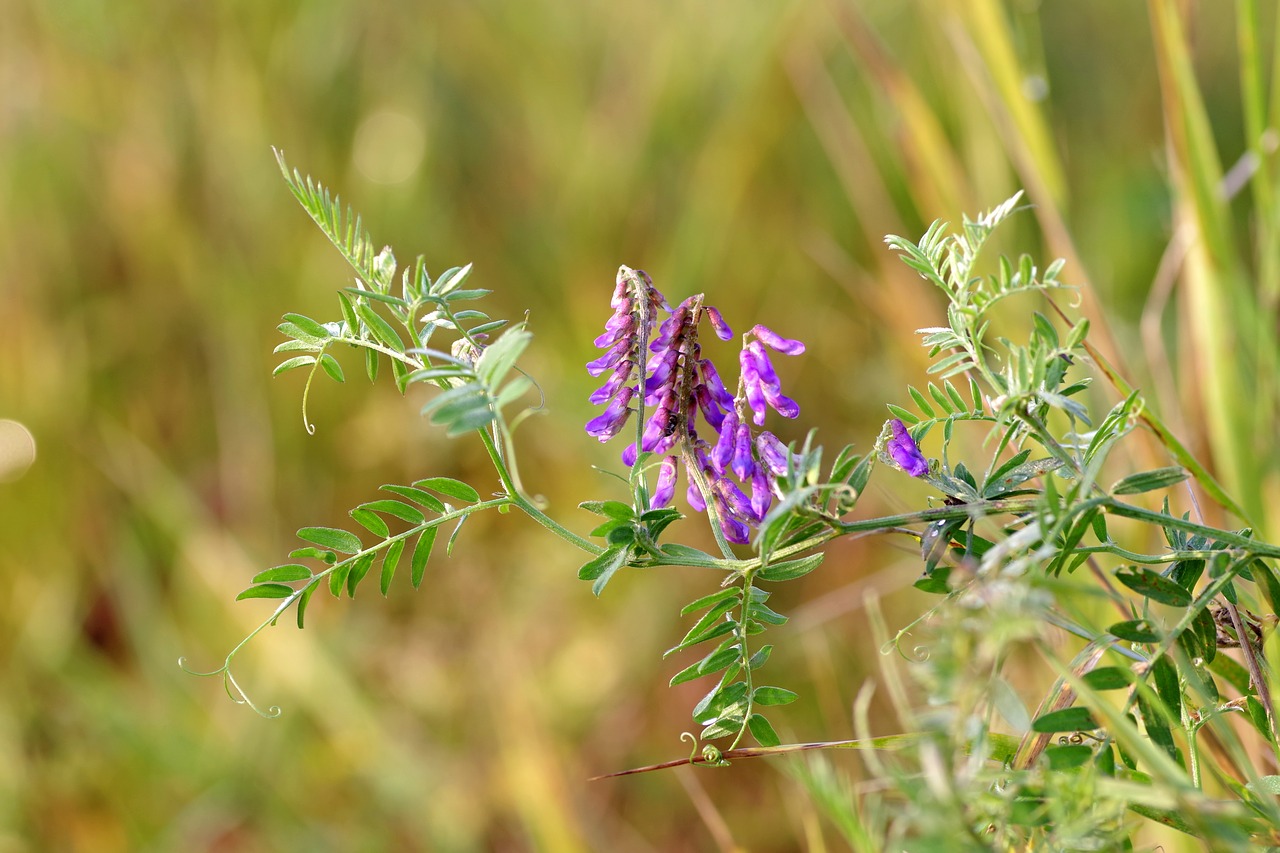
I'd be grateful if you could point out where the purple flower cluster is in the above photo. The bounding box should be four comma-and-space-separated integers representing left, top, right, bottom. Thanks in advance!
586, 267, 805, 544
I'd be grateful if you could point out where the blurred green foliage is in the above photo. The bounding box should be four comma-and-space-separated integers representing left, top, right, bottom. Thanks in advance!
1, 1, 1272, 849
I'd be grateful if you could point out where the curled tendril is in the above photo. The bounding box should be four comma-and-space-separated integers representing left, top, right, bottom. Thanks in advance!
179, 654, 282, 719
681, 731, 698, 758
679, 732, 729, 768
879, 631, 930, 662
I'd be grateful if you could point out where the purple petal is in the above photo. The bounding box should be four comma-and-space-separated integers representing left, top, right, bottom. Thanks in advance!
719, 511, 751, 544
888, 418, 928, 477
746, 342, 781, 393
732, 421, 756, 481
694, 384, 725, 432
704, 305, 734, 341
750, 467, 772, 520
712, 409, 738, 473
762, 386, 800, 419
610, 272, 629, 308
586, 336, 632, 376
621, 442, 638, 467
584, 387, 635, 442
652, 455, 679, 508
644, 350, 678, 396
588, 359, 634, 405
698, 359, 735, 410
753, 324, 805, 355
687, 480, 707, 512
756, 431, 790, 476
715, 478, 755, 521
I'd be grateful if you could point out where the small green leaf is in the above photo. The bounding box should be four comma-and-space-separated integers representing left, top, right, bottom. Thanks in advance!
283, 313, 331, 340
692, 682, 748, 725
442, 288, 491, 302
380, 485, 446, 513
415, 477, 481, 503
391, 358, 411, 394
907, 385, 935, 418
251, 564, 312, 584
659, 543, 718, 563
349, 508, 389, 538
1247, 776, 1280, 796
666, 598, 739, 656
1082, 667, 1132, 690
342, 287, 408, 308
236, 583, 295, 601
757, 554, 824, 583
434, 263, 473, 295
328, 563, 351, 597
1030, 707, 1097, 733
913, 566, 952, 594
277, 321, 326, 346
364, 347, 379, 383
360, 499, 426, 524
298, 526, 362, 554
746, 601, 787, 626
296, 580, 319, 629
411, 527, 437, 589
319, 353, 345, 383
748, 645, 773, 670
346, 552, 375, 597
1111, 467, 1188, 495
576, 547, 623, 582
753, 686, 798, 706
747, 714, 781, 747
474, 325, 531, 387
290, 546, 336, 563
1114, 566, 1193, 607
337, 292, 360, 336
680, 588, 741, 616
1152, 654, 1182, 718
355, 302, 405, 352
380, 538, 405, 596
1109, 619, 1161, 644
597, 501, 635, 521
605, 526, 636, 546
885, 404, 919, 424
1045, 744, 1092, 770
273, 355, 317, 376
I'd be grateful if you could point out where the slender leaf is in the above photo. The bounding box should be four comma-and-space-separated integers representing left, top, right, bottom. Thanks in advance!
415, 477, 481, 503
380, 537, 405, 596
236, 583, 295, 601
298, 526, 362, 554
251, 564, 312, 584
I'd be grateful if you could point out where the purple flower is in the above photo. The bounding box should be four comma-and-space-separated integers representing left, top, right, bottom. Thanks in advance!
712, 409, 738, 473
704, 305, 734, 341
732, 421, 755, 481
652, 455, 679, 508
753, 324, 805, 355
698, 358, 734, 410
694, 384, 726, 432
750, 466, 772, 520
585, 387, 636, 442
755, 431, 791, 476
887, 418, 928, 477
686, 479, 707, 512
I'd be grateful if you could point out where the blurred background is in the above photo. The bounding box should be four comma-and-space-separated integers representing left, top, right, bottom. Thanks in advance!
2, 1, 1274, 850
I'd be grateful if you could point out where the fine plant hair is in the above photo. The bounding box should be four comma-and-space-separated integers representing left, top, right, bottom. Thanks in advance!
186, 151, 1280, 848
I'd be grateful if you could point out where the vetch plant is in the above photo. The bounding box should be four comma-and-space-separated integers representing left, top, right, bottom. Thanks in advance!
187, 154, 1280, 847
